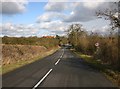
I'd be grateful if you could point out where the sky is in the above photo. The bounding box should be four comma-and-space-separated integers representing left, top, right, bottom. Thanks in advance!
0, 0, 118, 37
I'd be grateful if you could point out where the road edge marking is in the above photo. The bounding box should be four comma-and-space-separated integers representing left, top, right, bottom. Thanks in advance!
32, 69, 53, 89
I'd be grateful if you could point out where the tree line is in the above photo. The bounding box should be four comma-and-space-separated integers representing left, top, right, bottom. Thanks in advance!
67, 24, 119, 70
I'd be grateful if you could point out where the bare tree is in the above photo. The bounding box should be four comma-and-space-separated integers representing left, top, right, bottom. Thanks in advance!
96, 2, 120, 30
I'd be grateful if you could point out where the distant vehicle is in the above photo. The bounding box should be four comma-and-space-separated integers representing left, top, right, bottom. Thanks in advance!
64, 44, 72, 49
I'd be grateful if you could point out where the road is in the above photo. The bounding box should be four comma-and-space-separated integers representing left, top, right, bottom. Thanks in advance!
2, 48, 118, 88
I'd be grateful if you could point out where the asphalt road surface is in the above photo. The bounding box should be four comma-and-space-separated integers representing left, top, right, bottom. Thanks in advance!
2, 48, 118, 88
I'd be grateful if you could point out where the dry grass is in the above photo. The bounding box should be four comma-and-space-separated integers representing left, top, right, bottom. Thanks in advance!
2, 44, 47, 65
1, 44, 59, 74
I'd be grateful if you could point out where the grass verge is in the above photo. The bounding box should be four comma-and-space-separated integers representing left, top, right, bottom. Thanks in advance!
1, 47, 59, 75
74, 50, 120, 87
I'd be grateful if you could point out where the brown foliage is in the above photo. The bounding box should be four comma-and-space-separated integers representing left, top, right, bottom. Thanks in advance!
68, 24, 119, 70
2, 44, 47, 65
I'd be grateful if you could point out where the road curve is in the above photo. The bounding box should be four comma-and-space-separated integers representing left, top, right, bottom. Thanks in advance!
2, 48, 118, 88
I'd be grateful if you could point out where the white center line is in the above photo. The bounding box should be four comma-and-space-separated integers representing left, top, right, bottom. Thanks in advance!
60, 49, 64, 58
55, 59, 61, 65
60, 55, 62, 58
32, 49, 65, 89
32, 69, 53, 89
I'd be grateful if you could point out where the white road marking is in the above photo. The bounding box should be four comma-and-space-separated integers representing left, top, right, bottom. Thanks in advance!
32, 69, 53, 89
33, 49, 65, 89
60, 55, 62, 58
60, 49, 64, 58
55, 59, 60, 65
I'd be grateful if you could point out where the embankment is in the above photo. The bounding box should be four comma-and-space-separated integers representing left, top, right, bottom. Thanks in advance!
1, 44, 59, 74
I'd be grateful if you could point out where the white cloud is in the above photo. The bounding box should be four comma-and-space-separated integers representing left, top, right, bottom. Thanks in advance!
63, 2, 114, 22
92, 25, 111, 35
41, 2, 117, 22
44, 2, 67, 12
2, 1, 118, 37
38, 20, 68, 31
1, 21, 68, 37
2, 23, 39, 37
37, 12, 65, 22
83, 2, 103, 9
2, 22, 14, 30
36, 1, 117, 36
0, 0, 28, 15
48, 0, 68, 2
37, 20, 70, 36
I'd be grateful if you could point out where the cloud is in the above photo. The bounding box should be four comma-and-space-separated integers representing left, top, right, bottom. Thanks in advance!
83, 0, 104, 9
2, 1, 118, 37
0, 0, 28, 15
1, 22, 66, 37
44, 2, 67, 12
37, 1, 119, 36
42, 2, 117, 22
37, 20, 69, 36
92, 25, 111, 35
38, 20, 68, 31
2, 23, 39, 37
63, 2, 114, 22
37, 12, 65, 22
48, 0, 68, 2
